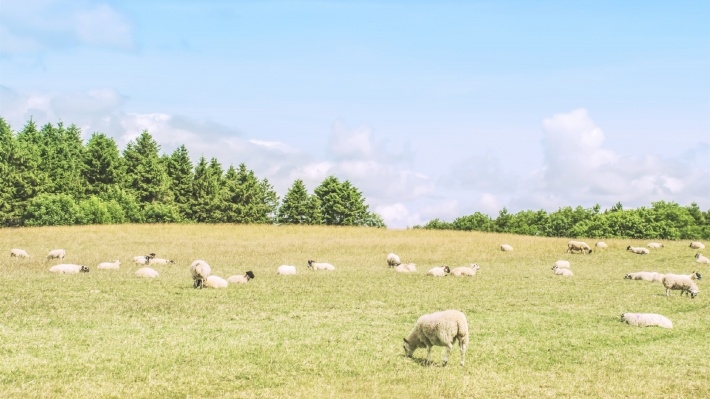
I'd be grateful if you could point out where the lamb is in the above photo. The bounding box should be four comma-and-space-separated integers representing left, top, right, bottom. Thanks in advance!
695, 253, 710, 264
595, 242, 608, 249
450, 264, 480, 277
204, 275, 228, 288
402, 309, 469, 366
46, 249, 66, 261
500, 244, 513, 252
277, 265, 297, 275
626, 246, 650, 255
647, 242, 664, 248
394, 263, 417, 273
551, 265, 573, 276
689, 241, 705, 250
624, 272, 664, 282
553, 260, 571, 269
620, 313, 673, 329
662, 273, 701, 298
387, 253, 401, 267
190, 260, 212, 288
427, 266, 451, 277
10, 248, 30, 259
227, 271, 255, 284
307, 260, 335, 271
567, 241, 592, 254
49, 264, 89, 274
149, 257, 175, 265
97, 260, 121, 270
135, 267, 159, 278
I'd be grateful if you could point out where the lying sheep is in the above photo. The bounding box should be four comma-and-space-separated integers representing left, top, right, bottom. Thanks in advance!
647, 242, 664, 248
553, 260, 571, 269
403, 309, 469, 366
149, 257, 175, 265
567, 241, 592, 254
552, 265, 573, 276
500, 244, 513, 252
695, 253, 710, 264
46, 249, 66, 261
387, 253, 401, 267
133, 254, 156, 265
624, 272, 664, 282
49, 264, 89, 274
10, 248, 30, 259
450, 264, 480, 277
204, 275, 228, 288
190, 260, 211, 288
595, 242, 608, 249
277, 265, 297, 275
97, 260, 121, 270
227, 271, 255, 284
394, 263, 417, 273
427, 266, 451, 277
135, 267, 159, 278
662, 273, 701, 298
689, 241, 705, 250
620, 313, 673, 329
307, 260, 335, 271
626, 246, 650, 255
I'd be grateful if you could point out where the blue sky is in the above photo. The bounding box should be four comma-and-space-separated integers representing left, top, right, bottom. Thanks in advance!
1, 0, 709, 227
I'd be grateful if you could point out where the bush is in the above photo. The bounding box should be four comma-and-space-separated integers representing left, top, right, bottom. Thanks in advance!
23, 193, 80, 226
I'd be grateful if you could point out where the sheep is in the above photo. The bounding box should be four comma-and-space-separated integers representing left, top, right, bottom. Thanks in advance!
427, 266, 451, 277
647, 242, 664, 248
695, 253, 710, 264
450, 264, 480, 277
149, 257, 175, 265
97, 260, 121, 270
567, 241, 592, 254
662, 273, 701, 298
10, 248, 30, 259
553, 260, 571, 269
133, 253, 156, 265
227, 271, 255, 284
204, 275, 228, 288
46, 249, 66, 261
402, 309, 469, 366
190, 260, 212, 288
394, 263, 417, 273
49, 264, 89, 274
307, 260, 335, 271
595, 242, 608, 249
689, 241, 705, 250
277, 265, 297, 275
551, 265, 573, 276
135, 267, 159, 278
500, 244, 513, 252
387, 253, 401, 267
626, 246, 650, 255
624, 272, 664, 282
620, 313, 673, 329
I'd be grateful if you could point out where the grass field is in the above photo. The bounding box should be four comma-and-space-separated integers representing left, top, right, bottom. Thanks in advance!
1, 224, 708, 398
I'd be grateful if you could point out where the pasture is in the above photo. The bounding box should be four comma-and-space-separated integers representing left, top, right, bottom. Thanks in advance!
1, 224, 708, 398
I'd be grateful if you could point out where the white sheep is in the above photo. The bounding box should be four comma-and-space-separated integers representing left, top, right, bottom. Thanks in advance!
427, 266, 451, 277
133, 254, 155, 265
387, 253, 401, 267
500, 244, 513, 252
620, 313, 673, 329
624, 272, 664, 282
149, 257, 175, 265
626, 246, 650, 255
450, 264, 480, 277
135, 267, 159, 278
647, 242, 664, 248
277, 265, 297, 275
689, 241, 705, 250
394, 263, 417, 273
595, 242, 608, 249
307, 260, 335, 271
662, 273, 701, 298
10, 248, 30, 259
553, 260, 571, 269
695, 253, 710, 264
204, 275, 228, 288
49, 264, 89, 274
190, 260, 212, 288
551, 265, 573, 276
227, 271, 255, 284
403, 309, 469, 366
46, 249, 66, 261
97, 260, 121, 270
567, 241, 592, 254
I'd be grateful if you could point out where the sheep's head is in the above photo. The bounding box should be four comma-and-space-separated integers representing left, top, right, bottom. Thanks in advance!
693, 272, 702, 280
443, 266, 450, 273
471, 263, 480, 270
623, 274, 631, 279
307, 260, 314, 268
626, 246, 632, 250
245, 271, 255, 280
169, 260, 175, 264
403, 338, 415, 358
696, 253, 701, 259
690, 289, 699, 299
80, 266, 90, 273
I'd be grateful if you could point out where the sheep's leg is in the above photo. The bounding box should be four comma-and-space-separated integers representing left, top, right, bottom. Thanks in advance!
459, 341, 467, 366
665, 288, 670, 297
442, 344, 452, 366
425, 346, 433, 366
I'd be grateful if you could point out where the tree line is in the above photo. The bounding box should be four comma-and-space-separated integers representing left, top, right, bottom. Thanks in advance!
416, 201, 710, 240
0, 118, 385, 228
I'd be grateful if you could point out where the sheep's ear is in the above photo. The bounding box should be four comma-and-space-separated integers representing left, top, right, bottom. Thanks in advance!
403, 338, 408, 344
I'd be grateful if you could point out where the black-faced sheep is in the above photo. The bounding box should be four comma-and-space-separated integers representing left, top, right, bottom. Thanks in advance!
695, 253, 710, 264
387, 253, 401, 267
49, 264, 89, 274
227, 271, 255, 284
450, 264, 480, 277
10, 248, 30, 259
46, 249, 66, 261
427, 266, 450, 277
500, 244, 513, 252
689, 241, 705, 250
551, 265, 573, 276
662, 272, 701, 298
190, 260, 211, 288
567, 241, 592, 254
595, 242, 608, 249
403, 309, 469, 366
307, 260, 335, 271
626, 246, 650, 255
149, 257, 175, 265
624, 272, 663, 282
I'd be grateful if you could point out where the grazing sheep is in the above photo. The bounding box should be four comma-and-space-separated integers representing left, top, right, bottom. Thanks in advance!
595, 242, 608, 249
46, 249, 66, 261
624, 272, 664, 282
277, 265, 297, 275
227, 271, 255, 284
567, 241, 592, 254
135, 267, 159, 278
204, 275, 228, 288
626, 246, 650, 255
647, 242, 664, 249
10, 248, 30, 259
190, 260, 212, 288
97, 260, 121, 270
403, 309, 469, 366
553, 260, 571, 269
427, 266, 451, 277
662, 273, 701, 298
307, 260, 335, 271
450, 264, 480, 277
695, 253, 710, 264
500, 244, 513, 252
149, 257, 175, 265
387, 253, 401, 267
394, 263, 417, 273
689, 241, 705, 250
49, 264, 89, 274
552, 265, 573, 276
620, 313, 673, 329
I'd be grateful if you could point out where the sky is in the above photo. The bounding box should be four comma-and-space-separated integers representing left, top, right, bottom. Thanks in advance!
1, 0, 709, 228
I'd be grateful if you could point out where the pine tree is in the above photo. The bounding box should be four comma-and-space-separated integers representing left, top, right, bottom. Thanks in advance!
165, 145, 194, 219
122, 130, 170, 204
190, 156, 223, 222
7, 119, 49, 225
82, 133, 124, 196
314, 176, 373, 226
278, 179, 322, 224
221, 163, 278, 224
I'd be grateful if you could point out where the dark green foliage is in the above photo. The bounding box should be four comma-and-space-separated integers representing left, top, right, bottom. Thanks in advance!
221, 163, 279, 224
190, 157, 223, 223
314, 176, 374, 226
77, 196, 125, 225
23, 193, 80, 226
122, 131, 170, 204
143, 202, 184, 223
165, 145, 194, 218
83, 133, 124, 196
278, 179, 322, 224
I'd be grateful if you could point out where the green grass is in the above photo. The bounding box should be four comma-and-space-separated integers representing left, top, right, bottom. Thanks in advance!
1, 224, 708, 398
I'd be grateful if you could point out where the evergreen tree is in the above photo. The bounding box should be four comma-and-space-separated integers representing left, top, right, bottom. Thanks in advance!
6, 120, 49, 225
314, 176, 373, 226
221, 163, 278, 224
52, 123, 86, 198
165, 145, 194, 218
82, 132, 124, 196
122, 130, 170, 204
277, 179, 322, 224
190, 156, 223, 222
